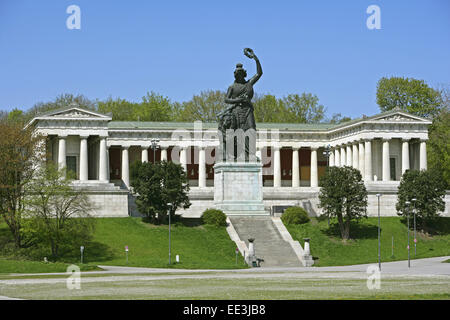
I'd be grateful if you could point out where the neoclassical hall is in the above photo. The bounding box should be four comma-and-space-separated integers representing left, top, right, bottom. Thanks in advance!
26, 105, 450, 218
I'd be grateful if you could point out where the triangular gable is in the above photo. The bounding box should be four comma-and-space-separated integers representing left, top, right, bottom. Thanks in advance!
370, 109, 431, 123
41, 104, 110, 119
25, 104, 112, 129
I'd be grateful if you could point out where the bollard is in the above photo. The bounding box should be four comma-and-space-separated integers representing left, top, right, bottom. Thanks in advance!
303, 238, 310, 255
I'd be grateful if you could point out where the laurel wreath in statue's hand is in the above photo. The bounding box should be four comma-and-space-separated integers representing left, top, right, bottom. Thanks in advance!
244, 48, 256, 59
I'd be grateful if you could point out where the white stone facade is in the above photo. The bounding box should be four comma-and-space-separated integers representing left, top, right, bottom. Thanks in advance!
27, 105, 450, 218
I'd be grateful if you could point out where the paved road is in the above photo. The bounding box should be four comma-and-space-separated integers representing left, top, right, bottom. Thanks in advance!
4, 256, 449, 278
1, 256, 448, 300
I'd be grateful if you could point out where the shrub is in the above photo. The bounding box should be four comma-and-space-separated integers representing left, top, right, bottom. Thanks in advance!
201, 209, 227, 227
281, 207, 310, 225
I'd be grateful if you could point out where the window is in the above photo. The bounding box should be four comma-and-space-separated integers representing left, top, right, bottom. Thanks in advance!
390, 157, 396, 181
66, 156, 77, 178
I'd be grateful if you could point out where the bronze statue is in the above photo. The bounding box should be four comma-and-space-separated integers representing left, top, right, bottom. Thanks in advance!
218, 48, 263, 161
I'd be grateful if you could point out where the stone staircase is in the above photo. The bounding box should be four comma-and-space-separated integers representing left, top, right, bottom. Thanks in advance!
229, 216, 303, 267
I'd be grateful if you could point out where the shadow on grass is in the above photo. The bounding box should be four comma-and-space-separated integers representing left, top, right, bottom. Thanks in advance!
59, 241, 116, 263
400, 216, 450, 236
323, 221, 379, 240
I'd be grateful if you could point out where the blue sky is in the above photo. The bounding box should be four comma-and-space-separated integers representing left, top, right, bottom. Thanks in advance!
1, 0, 449, 119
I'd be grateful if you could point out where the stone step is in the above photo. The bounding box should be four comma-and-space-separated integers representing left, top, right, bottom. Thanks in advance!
229, 216, 302, 267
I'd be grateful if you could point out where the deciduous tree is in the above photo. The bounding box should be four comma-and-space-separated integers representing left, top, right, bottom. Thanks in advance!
318, 166, 368, 240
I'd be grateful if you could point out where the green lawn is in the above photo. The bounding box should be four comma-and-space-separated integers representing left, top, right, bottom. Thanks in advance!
0, 217, 246, 273
86, 217, 246, 269
0, 259, 101, 273
286, 216, 450, 266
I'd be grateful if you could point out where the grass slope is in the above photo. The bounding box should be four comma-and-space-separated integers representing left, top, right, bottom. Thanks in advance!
86, 218, 246, 269
0, 217, 246, 273
286, 217, 450, 266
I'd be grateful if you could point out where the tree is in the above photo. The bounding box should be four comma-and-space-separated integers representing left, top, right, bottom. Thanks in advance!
174, 90, 227, 122
97, 97, 137, 121
318, 166, 368, 240
282, 93, 326, 123
328, 113, 352, 124
130, 161, 191, 224
253, 94, 287, 123
427, 86, 450, 187
138, 91, 173, 121
376, 77, 442, 118
23, 164, 96, 259
7, 108, 25, 124
396, 169, 446, 231
0, 119, 45, 248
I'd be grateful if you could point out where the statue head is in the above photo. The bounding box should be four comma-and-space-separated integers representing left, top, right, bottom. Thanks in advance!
234, 63, 247, 82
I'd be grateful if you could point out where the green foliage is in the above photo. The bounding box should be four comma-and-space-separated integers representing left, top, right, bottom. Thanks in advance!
253, 94, 287, 122
23, 164, 96, 259
98, 92, 173, 121
201, 209, 227, 227
0, 120, 45, 248
396, 169, 446, 230
130, 161, 191, 224
282, 93, 326, 123
286, 217, 450, 267
7, 108, 25, 124
427, 107, 450, 187
318, 166, 368, 240
376, 77, 442, 118
281, 207, 310, 225
174, 90, 227, 122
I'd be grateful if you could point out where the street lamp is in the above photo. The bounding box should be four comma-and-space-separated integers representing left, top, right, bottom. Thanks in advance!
323, 144, 331, 226
405, 200, 411, 268
150, 138, 160, 163
376, 193, 382, 271
411, 198, 417, 257
323, 144, 331, 168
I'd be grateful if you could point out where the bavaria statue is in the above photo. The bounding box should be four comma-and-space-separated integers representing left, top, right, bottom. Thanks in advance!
218, 48, 263, 162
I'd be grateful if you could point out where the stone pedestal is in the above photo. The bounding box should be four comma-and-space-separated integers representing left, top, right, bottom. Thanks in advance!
214, 161, 268, 216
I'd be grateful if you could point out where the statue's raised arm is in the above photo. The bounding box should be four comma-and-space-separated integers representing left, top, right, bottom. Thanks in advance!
244, 48, 263, 86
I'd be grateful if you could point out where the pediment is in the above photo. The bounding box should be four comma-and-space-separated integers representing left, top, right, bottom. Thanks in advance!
45, 105, 110, 119
371, 111, 430, 123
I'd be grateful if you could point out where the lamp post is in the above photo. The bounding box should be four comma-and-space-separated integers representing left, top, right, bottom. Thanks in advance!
150, 139, 160, 163
405, 201, 411, 268
411, 198, 417, 257
323, 144, 331, 226
376, 193, 381, 271
168, 203, 172, 265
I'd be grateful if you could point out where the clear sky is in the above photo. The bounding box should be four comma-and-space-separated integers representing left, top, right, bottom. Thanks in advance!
1, 0, 449, 118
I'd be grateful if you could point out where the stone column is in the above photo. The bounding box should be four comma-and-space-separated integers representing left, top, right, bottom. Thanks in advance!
58, 135, 67, 172
352, 143, 359, 170
180, 146, 188, 172
99, 137, 108, 182
79, 136, 89, 181
292, 147, 300, 187
340, 145, 346, 166
382, 139, 390, 181
364, 140, 372, 181
402, 139, 410, 174
198, 147, 206, 188
256, 147, 262, 162
346, 144, 352, 167
419, 140, 427, 170
273, 146, 281, 188
310, 147, 318, 187
121, 146, 130, 188
161, 147, 168, 161
334, 147, 340, 167
358, 141, 365, 175
106, 146, 110, 181
329, 149, 335, 167
141, 147, 149, 163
